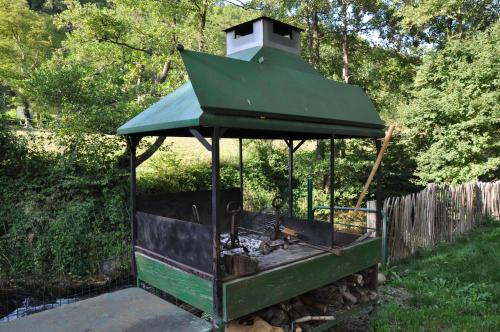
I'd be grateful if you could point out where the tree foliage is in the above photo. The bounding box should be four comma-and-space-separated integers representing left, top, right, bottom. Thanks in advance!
0, 0, 499, 280
402, 22, 500, 184
0, 121, 130, 279
397, 0, 499, 46
0, 0, 59, 112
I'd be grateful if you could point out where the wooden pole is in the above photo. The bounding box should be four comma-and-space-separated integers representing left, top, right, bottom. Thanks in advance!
127, 135, 140, 279
239, 138, 243, 210
355, 125, 395, 209
375, 139, 383, 237
287, 140, 294, 218
330, 135, 335, 247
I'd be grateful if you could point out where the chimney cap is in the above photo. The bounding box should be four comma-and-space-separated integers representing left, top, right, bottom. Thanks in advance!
223, 16, 303, 33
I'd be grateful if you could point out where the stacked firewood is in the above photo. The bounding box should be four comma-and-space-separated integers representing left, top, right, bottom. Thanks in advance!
228, 269, 383, 332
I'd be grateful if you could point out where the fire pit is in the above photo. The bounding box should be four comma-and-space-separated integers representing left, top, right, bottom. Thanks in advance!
118, 16, 386, 331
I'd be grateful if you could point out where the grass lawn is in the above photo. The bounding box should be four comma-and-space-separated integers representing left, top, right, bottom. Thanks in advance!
373, 219, 500, 331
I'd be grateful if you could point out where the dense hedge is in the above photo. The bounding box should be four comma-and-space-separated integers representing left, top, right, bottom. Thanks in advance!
0, 124, 129, 280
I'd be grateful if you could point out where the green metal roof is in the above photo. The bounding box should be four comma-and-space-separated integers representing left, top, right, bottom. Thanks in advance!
117, 82, 202, 134
228, 46, 320, 75
117, 47, 385, 138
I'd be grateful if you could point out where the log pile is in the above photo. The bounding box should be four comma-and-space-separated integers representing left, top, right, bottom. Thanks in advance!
229, 269, 381, 332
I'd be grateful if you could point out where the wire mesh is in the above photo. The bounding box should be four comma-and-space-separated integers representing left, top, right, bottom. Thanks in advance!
0, 263, 133, 323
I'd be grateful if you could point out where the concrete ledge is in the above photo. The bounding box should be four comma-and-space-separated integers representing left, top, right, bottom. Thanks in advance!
0, 287, 212, 332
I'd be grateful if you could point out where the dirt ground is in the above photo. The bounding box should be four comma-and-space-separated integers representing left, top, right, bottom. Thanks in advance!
333, 286, 412, 332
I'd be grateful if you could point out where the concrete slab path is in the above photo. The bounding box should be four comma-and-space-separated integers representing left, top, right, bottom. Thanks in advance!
0, 287, 212, 332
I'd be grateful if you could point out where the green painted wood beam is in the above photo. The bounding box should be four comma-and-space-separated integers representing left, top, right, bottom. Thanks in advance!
223, 238, 381, 321
135, 253, 213, 314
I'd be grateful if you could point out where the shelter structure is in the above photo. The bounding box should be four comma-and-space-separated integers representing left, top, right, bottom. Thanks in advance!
118, 16, 385, 331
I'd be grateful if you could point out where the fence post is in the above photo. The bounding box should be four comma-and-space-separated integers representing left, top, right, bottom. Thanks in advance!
307, 177, 313, 222
383, 181, 499, 263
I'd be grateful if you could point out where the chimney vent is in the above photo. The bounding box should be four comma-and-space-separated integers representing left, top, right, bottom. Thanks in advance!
224, 16, 302, 56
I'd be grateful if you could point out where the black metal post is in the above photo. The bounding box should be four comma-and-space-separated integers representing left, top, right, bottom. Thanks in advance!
374, 139, 383, 237
211, 128, 223, 329
287, 140, 293, 218
239, 138, 243, 210
330, 135, 335, 247
127, 135, 139, 280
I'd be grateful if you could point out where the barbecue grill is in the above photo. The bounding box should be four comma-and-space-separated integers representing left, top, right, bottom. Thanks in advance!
117, 16, 385, 331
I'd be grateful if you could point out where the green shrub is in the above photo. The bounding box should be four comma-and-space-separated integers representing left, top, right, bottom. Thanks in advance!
0, 125, 129, 280
138, 150, 240, 194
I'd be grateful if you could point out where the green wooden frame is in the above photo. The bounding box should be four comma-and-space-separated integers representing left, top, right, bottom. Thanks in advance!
135, 238, 381, 322
135, 253, 214, 314
223, 237, 381, 321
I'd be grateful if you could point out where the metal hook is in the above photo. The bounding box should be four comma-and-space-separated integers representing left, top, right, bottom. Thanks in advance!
192, 204, 200, 223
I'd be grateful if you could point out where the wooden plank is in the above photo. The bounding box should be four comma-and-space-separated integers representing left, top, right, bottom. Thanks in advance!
256, 244, 324, 271
223, 238, 381, 321
135, 253, 213, 314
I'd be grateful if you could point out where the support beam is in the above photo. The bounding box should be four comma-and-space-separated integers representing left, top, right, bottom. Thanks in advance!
287, 139, 294, 218
374, 139, 383, 237
239, 138, 243, 210
330, 135, 335, 247
127, 135, 141, 279
284, 139, 305, 218
293, 139, 306, 153
190, 128, 212, 151
355, 125, 394, 209
211, 128, 223, 328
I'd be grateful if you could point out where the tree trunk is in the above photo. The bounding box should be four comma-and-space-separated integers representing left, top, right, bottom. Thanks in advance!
120, 11, 179, 168
155, 60, 172, 84
341, 0, 349, 83
306, 5, 324, 169
311, 8, 320, 69
21, 99, 32, 127
197, 1, 208, 51
306, 14, 313, 64
456, 9, 464, 39
155, 3, 178, 86
136, 136, 167, 167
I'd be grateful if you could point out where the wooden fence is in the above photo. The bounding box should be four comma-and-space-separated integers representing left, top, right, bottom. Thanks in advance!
383, 181, 500, 262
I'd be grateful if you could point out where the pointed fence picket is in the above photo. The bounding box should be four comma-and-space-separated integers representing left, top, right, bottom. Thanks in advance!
383, 181, 499, 263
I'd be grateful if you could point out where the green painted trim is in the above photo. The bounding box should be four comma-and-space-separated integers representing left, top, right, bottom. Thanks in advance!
117, 118, 200, 135
223, 238, 381, 321
200, 113, 385, 138
135, 253, 213, 314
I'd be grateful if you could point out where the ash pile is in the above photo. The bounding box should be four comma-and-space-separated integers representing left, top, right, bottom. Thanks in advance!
220, 231, 264, 257
220, 199, 303, 277
227, 268, 383, 332
220, 228, 300, 278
